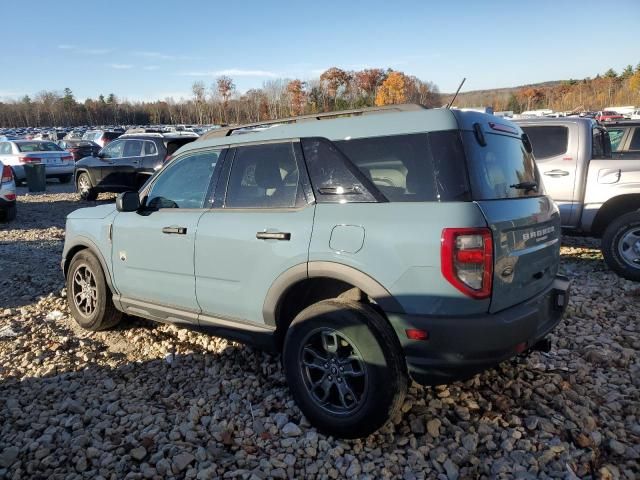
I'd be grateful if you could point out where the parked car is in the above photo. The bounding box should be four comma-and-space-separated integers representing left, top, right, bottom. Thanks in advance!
595, 111, 625, 123
630, 110, 640, 120
0, 140, 74, 185
515, 117, 640, 280
63, 105, 569, 437
81, 130, 122, 148
74, 132, 198, 200
0, 161, 17, 222
57, 139, 101, 161
605, 121, 640, 159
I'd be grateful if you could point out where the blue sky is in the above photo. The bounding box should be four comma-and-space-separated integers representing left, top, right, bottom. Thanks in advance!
1, 0, 638, 102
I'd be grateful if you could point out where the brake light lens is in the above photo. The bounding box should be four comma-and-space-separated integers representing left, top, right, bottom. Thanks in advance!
1, 165, 13, 183
62, 155, 73, 162
441, 228, 493, 299
18, 156, 41, 164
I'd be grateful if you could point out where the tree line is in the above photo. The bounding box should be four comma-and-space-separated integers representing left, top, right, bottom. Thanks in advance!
0, 68, 440, 128
448, 64, 640, 113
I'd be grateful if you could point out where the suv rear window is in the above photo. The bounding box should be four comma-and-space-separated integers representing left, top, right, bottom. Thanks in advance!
520, 125, 568, 159
463, 132, 542, 200
334, 131, 471, 202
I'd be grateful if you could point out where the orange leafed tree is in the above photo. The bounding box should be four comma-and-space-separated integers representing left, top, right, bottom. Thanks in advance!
375, 72, 408, 106
286, 79, 307, 116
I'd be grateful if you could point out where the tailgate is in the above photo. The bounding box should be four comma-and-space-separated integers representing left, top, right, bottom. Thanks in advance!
476, 197, 560, 313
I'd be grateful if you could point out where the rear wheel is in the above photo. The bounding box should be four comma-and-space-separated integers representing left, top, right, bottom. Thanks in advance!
59, 174, 72, 184
77, 172, 97, 201
602, 211, 640, 281
283, 299, 408, 438
66, 250, 122, 331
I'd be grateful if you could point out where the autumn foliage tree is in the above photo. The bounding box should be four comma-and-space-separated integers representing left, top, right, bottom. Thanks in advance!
286, 80, 307, 116
375, 72, 408, 106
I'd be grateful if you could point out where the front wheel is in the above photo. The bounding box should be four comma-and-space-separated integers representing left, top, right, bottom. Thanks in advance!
76, 172, 97, 201
602, 211, 640, 281
66, 250, 122, 331
283, 300, 408, 438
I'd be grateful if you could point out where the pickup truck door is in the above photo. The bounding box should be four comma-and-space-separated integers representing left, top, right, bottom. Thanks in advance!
521, 124, 578, 226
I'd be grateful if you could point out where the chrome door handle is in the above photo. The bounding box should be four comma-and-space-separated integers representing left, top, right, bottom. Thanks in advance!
544, 169, 570, 177
256, 231, 291, 241
162, 226, 187, 235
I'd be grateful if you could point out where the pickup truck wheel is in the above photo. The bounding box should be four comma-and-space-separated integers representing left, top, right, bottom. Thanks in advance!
77, 173, 97, 201
283, 299, 408, 438
66, 250, 122, 331
602, 211, 640, 281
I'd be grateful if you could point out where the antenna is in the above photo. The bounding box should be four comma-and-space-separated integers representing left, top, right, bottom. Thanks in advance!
446, 78, 466, 109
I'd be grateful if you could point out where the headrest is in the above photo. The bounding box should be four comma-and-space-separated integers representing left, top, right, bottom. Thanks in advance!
254, 161, 283, 189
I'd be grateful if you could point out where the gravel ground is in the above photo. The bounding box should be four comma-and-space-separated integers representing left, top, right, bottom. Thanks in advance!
0, 187, 638, 480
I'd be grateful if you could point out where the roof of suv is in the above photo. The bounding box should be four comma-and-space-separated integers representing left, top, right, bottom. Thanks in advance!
119, 132, 199, 141
182, 105, 508, 154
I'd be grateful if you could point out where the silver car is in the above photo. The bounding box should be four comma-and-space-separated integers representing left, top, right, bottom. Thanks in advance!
0, 140, 74, 184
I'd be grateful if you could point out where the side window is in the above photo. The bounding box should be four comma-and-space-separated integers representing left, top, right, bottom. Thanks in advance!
629, 128, 640, 151
146, 150, 220, 209
520, 126, 568, 159
592, 128, 612, 159
301, 137, 376, 203
144, 141, 158, 156
225, 143, 300, 208
101, 140, 125, 158
123, 140, 143, 157
608, 128, 626, 151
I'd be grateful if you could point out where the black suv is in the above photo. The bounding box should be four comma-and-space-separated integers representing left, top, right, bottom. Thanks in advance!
74, 132, 198, 200
606, 121, 640, 160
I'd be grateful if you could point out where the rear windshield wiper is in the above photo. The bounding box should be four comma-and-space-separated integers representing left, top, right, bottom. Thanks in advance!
509, 181, 538, 192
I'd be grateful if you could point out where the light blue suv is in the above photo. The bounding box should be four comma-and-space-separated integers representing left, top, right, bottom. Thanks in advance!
62, 105, 569, 437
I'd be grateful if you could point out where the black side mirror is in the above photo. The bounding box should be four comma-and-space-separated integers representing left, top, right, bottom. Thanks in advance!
116, 192, 140, 212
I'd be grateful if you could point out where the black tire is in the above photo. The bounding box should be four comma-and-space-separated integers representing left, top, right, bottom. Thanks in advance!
602, 211, 640, 281
76, 172, 97, 201
59, 174, 72, 184
283, 299, 408, 438
66, 250, 122, 331
1, 204, 17, 222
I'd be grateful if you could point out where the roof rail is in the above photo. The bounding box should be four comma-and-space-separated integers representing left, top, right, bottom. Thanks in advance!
198, 104, 426, 140
124, 127, 166, 135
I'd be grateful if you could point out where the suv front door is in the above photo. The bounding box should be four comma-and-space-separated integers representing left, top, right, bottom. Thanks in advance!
111, 149, 223, 319
195, 141, 315, 326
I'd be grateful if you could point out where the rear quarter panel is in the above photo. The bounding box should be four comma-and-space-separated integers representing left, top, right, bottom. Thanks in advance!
309, 202, 490, 316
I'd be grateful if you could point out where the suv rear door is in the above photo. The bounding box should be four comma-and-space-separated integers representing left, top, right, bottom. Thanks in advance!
194, 141, 314, 326
519, 122, 578, 226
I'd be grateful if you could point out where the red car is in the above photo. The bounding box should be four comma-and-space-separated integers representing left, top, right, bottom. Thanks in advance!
596, 111, 625, 122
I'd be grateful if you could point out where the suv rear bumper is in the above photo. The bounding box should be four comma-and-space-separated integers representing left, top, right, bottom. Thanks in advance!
386, 275, 570, 386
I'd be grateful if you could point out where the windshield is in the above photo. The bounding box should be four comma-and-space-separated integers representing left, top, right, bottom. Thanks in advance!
17, 142, 63, 152
463, 132, 543, 200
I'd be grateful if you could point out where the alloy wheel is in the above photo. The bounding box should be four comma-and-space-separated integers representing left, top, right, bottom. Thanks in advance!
72, 264, 98, 317
617, 227, 640, 269
299, 328, 368, 415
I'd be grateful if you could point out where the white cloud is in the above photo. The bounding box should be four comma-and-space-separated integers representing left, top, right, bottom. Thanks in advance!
143, 65, 160, 71
58, 44, 112, 55
180, 69, 278, 78
133, 51, 194, 61
109, 64, 133, 70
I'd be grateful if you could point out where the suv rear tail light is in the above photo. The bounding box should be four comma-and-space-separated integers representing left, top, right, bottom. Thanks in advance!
1, 165, 13, 183
18, 156, 41, 164
441, 228, 493, 299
